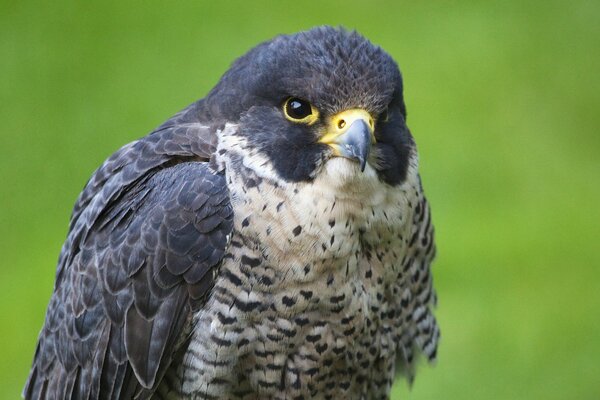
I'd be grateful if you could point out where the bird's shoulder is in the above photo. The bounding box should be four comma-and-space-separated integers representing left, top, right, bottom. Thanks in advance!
24, 102, 235, 399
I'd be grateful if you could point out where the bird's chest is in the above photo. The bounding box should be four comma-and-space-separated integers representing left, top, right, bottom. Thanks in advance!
178, 175, 414, 399
230, 241, 406, 400
173, 159, 418, 399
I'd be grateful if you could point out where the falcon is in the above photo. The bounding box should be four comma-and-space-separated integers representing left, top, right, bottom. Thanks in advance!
24, 26, 439, 399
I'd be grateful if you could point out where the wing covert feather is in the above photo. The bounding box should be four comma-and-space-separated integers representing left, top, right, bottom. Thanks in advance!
395, 177, 439, 382
24, 103, 233, 400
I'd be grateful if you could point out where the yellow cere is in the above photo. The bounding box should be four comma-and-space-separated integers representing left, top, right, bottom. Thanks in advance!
320, 108, 376, 145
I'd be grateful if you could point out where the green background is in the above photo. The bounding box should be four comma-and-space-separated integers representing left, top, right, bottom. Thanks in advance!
1, 1, 599, 399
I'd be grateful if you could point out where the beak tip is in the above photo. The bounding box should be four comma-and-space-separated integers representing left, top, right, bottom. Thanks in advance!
359, 157, 367, 172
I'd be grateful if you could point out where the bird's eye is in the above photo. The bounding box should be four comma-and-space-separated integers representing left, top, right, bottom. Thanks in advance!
285, 98, 311, 119
283, 97, 318, 124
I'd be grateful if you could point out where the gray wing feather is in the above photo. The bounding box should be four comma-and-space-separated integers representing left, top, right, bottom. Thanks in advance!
396, 177, 439, 382
24, 101, 233, 400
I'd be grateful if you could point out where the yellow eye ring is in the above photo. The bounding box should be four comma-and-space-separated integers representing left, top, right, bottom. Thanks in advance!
283, 97, 319, 125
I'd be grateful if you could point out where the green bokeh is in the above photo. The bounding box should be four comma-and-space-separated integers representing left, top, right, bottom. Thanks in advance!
1, 1, 599, 399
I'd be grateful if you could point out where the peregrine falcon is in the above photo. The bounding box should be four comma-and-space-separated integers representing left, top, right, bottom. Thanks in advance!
24, 26, 439, 399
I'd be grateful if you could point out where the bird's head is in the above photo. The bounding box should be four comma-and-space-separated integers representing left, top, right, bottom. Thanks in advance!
206, 26, 415, 187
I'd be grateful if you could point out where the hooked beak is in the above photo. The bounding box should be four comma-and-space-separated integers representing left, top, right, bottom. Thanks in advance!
318, 109, 375, 171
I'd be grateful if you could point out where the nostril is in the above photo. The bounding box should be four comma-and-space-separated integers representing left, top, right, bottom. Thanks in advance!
338, 119, 346, 129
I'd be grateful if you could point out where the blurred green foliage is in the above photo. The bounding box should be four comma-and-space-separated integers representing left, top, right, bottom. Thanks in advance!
1, 1, 599, 399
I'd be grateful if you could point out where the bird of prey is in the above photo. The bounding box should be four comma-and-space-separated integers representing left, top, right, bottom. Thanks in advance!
24, 26, 439, 400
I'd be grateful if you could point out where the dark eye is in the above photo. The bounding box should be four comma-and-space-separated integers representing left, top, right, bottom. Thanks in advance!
284, 97, 317, 122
